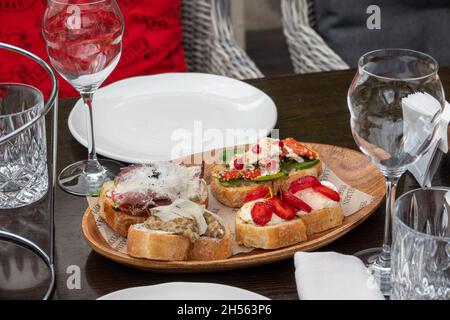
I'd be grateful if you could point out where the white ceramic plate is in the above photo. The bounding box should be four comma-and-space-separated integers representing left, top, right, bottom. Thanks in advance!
68, 73, 277, 163
97, 282, 270, 300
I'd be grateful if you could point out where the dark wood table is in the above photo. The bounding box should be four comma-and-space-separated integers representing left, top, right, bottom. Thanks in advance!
48, 68, 450, 299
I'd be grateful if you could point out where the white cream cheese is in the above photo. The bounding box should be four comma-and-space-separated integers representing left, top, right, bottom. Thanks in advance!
295, 181, 339, 216
240, 199, 286, 226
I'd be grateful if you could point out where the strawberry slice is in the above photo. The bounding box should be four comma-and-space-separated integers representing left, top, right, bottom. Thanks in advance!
312, 184, 340, 202
245, 187, 270, 203
289, 175, 321, 193
281, 191, 312, 213
268, 196, 297, 220
251, 201, 274, 226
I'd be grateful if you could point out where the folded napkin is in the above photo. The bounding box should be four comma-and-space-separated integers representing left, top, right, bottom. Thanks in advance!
294, 252, 385, 300
403, 94, 450, 187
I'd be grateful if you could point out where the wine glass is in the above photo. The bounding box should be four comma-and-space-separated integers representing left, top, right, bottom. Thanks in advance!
347, 49, 445, 296
42, 0, 124, 196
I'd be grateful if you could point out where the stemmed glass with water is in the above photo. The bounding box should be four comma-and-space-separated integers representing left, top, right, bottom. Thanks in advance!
347, 49, 445, 295
42, 0, 124, 195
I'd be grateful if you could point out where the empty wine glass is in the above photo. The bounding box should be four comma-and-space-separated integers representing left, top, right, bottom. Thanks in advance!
347, 49, 445, 295
42, 0, 124, 196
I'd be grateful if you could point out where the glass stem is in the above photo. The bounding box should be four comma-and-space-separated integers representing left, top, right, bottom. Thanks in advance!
81, 92, 102, 174
378, 176, 399, 267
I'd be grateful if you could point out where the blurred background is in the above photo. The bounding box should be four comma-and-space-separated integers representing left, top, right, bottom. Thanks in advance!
234, 0, 292, 75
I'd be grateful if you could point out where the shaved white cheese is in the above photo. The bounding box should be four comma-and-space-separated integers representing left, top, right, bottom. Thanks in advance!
115, 162, 202, 201
285, 145, 304, 163
150, 199, 207, 235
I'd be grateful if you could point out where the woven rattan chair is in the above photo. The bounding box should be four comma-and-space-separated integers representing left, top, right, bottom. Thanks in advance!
281, 0, 349, 73
182, 0, 263, 79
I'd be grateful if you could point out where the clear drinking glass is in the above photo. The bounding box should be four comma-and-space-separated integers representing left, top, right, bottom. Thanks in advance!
392, 188, 450, 300
0, 84, 48, 208
347, 49, 445, 295
42, 0, 124, 196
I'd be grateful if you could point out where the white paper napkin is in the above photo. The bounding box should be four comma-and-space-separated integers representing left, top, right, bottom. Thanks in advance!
405, 96, 450, 187
294, 252, 385, 300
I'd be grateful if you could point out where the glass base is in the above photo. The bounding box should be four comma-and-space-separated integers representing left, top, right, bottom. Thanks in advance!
58, 159, 122, 196
355, 247, 391, 297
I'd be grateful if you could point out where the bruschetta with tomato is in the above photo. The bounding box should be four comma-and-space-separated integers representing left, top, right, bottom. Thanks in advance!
211, 137, 321, 208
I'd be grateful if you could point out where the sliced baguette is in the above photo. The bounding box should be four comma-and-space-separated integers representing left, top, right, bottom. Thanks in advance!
98, 180, 209, 237
235, 215, 307, 250
299, 203, 344, 236
210, 174, 272, 208
127, 225, 191, 261
99, 181, 147, 237
189, 226, 233, 261
127, 223, 233, 261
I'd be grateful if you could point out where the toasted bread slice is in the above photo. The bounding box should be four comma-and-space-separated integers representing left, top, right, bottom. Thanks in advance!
127, 223, 233, 261
98, 180, 209, 237
210, 174, 272, 208
127, 225, 191, 261
273, 161, 323, 193
299, 203, 344, 236
99, 181, 147, 237
235, 215, 307, 249
189, 226, 233, 261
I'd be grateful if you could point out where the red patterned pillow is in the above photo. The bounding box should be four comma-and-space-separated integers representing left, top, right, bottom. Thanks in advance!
0, 0, 187, 98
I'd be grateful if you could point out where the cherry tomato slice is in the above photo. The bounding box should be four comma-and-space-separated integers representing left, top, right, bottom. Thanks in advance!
251, 201, 274, 226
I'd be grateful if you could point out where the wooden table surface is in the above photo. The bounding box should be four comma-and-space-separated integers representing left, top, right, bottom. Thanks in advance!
46, 68, 450, 299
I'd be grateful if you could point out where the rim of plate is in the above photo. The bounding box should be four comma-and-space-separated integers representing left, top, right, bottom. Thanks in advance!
97, 282, 270, 300
68, 73, 278, 164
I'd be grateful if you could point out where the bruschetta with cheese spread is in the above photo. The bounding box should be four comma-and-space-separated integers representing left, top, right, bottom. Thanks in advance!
127, 199, 232, 261
98, 162, 208, 237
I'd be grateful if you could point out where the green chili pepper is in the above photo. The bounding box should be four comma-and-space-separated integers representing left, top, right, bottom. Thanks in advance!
252, 171, 287, 181
291, 158, 320, 170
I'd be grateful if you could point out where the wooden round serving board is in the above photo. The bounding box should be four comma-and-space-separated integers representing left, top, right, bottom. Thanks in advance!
82, 143, 385, 273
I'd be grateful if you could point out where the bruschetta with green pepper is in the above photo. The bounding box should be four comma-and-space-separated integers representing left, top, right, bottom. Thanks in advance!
211, 137, 322, 208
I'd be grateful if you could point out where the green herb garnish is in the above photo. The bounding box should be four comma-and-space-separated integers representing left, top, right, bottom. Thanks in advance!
113, 201, 120, 210
89, 189, 100, 197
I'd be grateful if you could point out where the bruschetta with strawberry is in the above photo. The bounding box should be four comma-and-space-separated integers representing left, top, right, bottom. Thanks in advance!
235, 187, 308, 249
282, 176, 344, 236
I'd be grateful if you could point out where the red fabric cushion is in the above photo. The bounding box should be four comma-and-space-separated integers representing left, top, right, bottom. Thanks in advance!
0, 0, 187, 98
